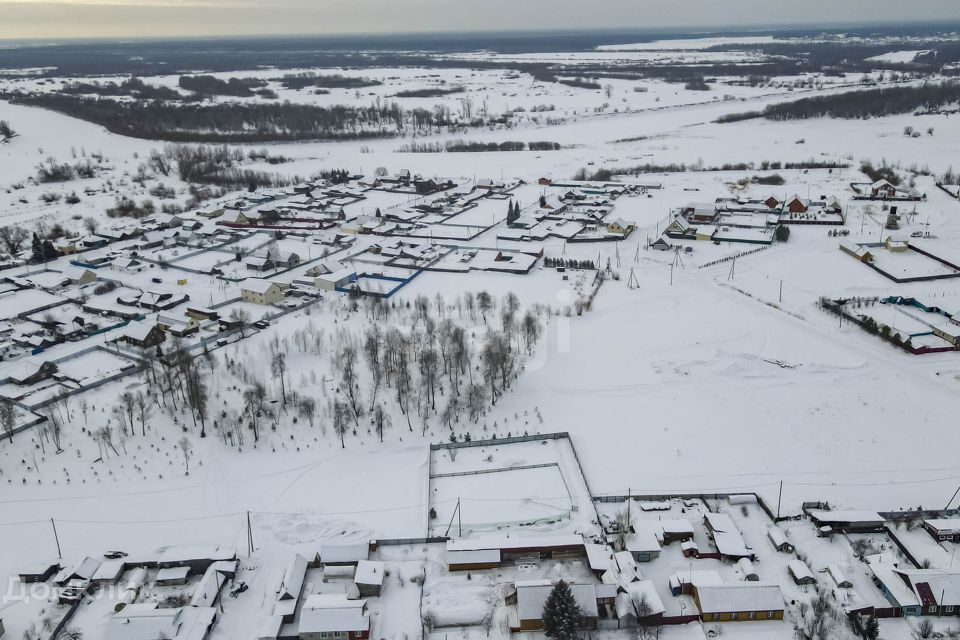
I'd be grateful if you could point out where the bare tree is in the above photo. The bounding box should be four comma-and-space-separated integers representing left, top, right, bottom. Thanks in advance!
134, 391, 152, 436
229, 307, 251, 338
297, 397, 316, 428
331, 399, 350, 448
363, 326, 383, 409
522, 310, 542, 354
466, 383, 486, 422
338, 342, 361, 424
0, 226, 28, 255
243, 382, 266, 442
0, 399, 15, 442
372, 403, 391, 443
418, 346, 440, 414
477, 291, 493, 323
271, 351, 288, 405
177, 436, 193, 474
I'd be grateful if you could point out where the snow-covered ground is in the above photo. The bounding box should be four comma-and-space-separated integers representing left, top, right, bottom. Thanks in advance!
0, 31, 959, 640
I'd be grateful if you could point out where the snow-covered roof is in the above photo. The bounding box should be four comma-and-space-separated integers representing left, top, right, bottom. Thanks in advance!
55, 556, 100, 583
240, 279, 281, 295
788, 560, 814, 582
767, 526, 790, 549
354, 560, 384, 587
869, 563, 920, 607
584, 543, 614, 572
808, 510, 884, 525
695, 584, 783, 614
624, 528, 661, 554
447, 549, 501, 564
278, 554, 308, 600
157, 566, 190, 582
92, 559, 125, 582
660, 519, 695, 534
121, 321, 159, 342
704, 513, 751, 558
622, 580, 666, 616
828, 564, 851, 587
300, 594, 369, 633
516, 583, 598, 621
190, 560, 236, 608
157, 545, 235, 566
925, 518, 960, 534
320, 543, 369, 564
738, 558, 758, 579
446, 534, 583, 553
107, 604, 181, 640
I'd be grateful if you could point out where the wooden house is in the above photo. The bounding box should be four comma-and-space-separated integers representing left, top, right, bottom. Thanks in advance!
694, 584, 785, 622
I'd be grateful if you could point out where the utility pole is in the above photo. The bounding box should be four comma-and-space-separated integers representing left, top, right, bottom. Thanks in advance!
776, 481, 783, 520
51, 518, 62, 559
444, 498, 462, 538
779, 280, 783, 303
247, 511, 254, 557
626, 488, 631, 528
945, 484, 960, 510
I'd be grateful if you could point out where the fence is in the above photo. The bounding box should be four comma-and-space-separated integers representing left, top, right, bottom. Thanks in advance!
430, 462, 559, 480
429, 431, 570, 451
46, 599, 81, 640
594, 491, 780, 522
373, 536, 448, 547
429, 431, 603, 537
698, 245, 770, 269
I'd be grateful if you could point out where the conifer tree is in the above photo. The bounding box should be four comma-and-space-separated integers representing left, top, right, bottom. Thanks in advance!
542, 580, 583, 640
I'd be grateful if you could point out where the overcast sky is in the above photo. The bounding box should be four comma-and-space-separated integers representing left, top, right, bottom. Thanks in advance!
2, 0, 960, 40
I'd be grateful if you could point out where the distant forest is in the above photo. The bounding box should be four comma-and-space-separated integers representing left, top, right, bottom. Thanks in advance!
7, 93, 468, 142
717, 82, 960, 122
276, 73, 381, 90
178, 75, 267, 97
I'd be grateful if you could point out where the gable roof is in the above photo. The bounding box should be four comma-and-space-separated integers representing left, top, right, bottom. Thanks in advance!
696, 584, 784, 614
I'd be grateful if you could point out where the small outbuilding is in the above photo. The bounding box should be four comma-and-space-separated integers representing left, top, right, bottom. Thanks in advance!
353, 560, 385, 598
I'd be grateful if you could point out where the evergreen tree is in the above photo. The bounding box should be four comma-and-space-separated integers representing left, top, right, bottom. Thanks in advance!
542, 580, 583, 640
31, 233, 43, 263
507, 200, 519, 226
42, 240, 58, 262
863, 615, 879, 640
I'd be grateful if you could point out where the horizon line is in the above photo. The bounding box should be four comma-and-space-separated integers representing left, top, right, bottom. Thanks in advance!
1, 19, 958, 46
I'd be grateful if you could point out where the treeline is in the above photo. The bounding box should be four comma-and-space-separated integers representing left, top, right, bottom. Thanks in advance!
575, 158, 848, 180
178, 75, 267, 97
10, 93, 441, 142
276, 72, 381, 90
557, 77, 601, 90
393, 86, 465, 98
36, 157, 100, 183
719, 81, 960, 122
860, 161, 901, 186
62, 77, 183, 101
160, 145, 296, 189
544, 257, 597, 270
398, 139, 561, 153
